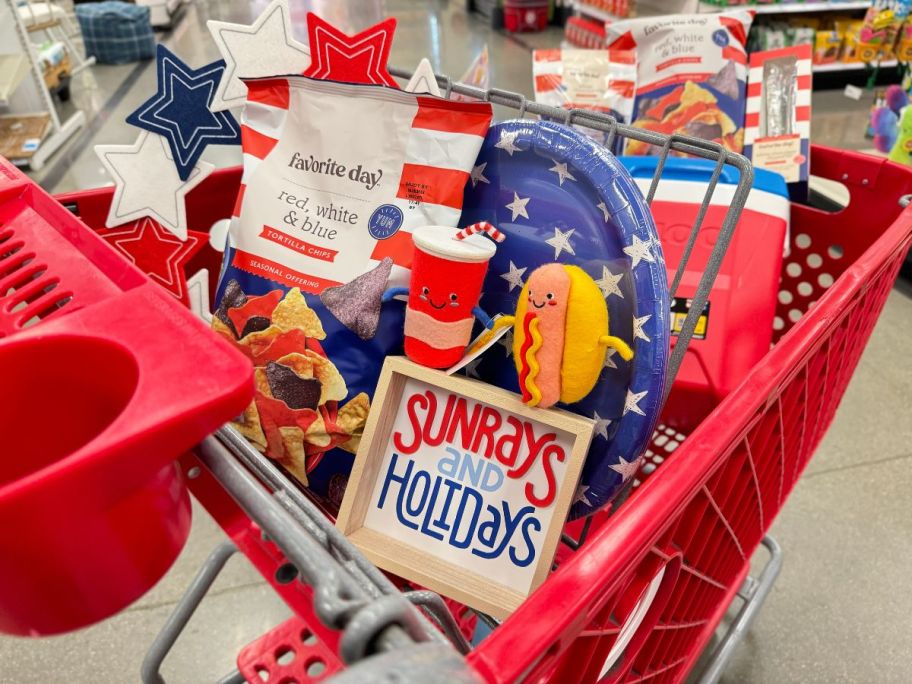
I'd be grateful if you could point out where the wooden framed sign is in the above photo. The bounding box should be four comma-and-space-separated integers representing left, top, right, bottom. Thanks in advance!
336, 356, 595, 619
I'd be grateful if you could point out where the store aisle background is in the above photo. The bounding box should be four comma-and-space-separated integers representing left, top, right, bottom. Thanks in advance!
4, 1, 912, 681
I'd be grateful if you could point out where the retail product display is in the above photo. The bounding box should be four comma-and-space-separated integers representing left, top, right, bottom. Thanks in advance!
605, 11, 753, 155
620, 156, 790, 425
125, 45, 241, 182
207, 0, 311, 112
532, 48, 636, 151
213, 15, 493, 500
393, 223, 502, 369
478, 264, 634, 409
858, 0, 911, 61
745, 44, 812, 199
872, 84, 912, 160
460, 121, 669, 517
336, 356, 595, 619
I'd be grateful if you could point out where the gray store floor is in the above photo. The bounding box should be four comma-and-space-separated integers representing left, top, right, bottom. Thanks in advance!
3, 1, 912, 682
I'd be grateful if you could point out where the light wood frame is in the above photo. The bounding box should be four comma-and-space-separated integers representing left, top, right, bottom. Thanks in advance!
336, 356, 594, 619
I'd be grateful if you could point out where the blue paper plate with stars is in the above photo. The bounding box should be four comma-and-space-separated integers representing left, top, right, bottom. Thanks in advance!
460, 120, 669, 518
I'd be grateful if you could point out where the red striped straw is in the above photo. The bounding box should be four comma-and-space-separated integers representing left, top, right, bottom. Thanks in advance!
454, 221, 506, 243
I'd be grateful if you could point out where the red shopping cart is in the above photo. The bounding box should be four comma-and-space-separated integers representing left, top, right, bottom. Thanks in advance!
32, 72, 912, 683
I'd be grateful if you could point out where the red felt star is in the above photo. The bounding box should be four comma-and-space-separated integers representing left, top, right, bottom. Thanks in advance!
303, 13, 398, 88
100, 218, 205, 303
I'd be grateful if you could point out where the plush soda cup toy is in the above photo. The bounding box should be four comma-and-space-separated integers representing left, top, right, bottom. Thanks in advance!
385, 222, 503, 368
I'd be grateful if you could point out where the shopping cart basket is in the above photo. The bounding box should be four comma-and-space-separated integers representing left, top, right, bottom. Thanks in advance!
50, 71, 912, 683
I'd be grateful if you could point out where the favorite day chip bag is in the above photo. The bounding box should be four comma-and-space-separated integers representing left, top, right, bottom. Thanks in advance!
214, 75, 492, 504
532, 48, 636, 153
606, 11, 754, 155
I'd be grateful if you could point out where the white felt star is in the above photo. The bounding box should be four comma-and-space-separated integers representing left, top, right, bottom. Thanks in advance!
592, 411, 612, 440
623, 234, 656, 269
609, 455, 641, 481
498, 327, 514, 357
595, 265, 624, 299
95, 131, 213, 240
549, 161, 576, 186
624, 388, 648, 416
470, 162, 490, 187
404, 57, 441, 96
207, 0, 310, 112
574, 485, 593, 507
187, 268, 211, 322
495, 129, 522, 155
464, 356, 482, 379
545, 227, 575, 259
506, 192, 530, 221
604, 347, 619, 370
500, 260, 527, 292
633, 314, 651, 342
597, 201, 611, 222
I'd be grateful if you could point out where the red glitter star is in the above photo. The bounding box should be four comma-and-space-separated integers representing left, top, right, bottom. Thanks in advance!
100, 218, 205, 303
303, 13, 398, 88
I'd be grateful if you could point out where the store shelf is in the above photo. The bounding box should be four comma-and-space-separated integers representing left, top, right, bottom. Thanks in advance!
0, 53, 30, 106
573, 1, 620, 23
700, 1, 871, 14
813, 59, 898, 72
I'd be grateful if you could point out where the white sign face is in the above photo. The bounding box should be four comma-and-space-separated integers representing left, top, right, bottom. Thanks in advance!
361, 377, 576, 595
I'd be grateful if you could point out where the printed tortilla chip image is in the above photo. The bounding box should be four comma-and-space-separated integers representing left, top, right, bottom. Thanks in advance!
272, 287, 327, 339
232, 399, 267, 450
337, 392, 371, 453
707, 62, 740, 100
627, 81, 742, 156
278, 426, 309, 485
275, 350, 347, 405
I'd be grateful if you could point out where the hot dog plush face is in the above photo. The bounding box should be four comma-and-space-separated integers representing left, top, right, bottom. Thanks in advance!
512, 263, 634, 408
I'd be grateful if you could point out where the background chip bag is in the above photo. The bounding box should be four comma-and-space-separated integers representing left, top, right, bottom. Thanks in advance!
605, 11, 753, 155
532, 48, 636, 154
215, 76, 492, 505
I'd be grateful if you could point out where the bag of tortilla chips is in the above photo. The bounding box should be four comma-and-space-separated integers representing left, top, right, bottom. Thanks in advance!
605, 11, 753, 155
213, 76, 492, 505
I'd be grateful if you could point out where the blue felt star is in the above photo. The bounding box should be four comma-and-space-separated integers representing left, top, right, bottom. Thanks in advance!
126, 44, 240, 181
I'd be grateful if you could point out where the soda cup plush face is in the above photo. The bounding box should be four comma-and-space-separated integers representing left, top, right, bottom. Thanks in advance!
409, 250, 487, 323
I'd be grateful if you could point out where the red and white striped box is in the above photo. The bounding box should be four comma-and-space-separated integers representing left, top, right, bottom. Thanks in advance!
744, 44, 812, 197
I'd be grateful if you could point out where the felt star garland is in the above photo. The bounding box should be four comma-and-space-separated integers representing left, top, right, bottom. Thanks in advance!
303, 13, 398, 88
126, 44, 241, 181
207, 0, 311, 111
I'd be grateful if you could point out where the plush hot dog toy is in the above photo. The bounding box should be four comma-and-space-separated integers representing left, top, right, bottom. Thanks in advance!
479, 263, 634, 408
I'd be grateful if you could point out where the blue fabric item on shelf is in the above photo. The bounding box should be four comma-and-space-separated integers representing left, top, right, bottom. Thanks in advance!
75, 2, 155, 65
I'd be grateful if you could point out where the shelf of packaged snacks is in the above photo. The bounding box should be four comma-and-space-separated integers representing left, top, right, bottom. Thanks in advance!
812, 58, 898, 72
699, 1, 871, 13
573, 1, 619, 23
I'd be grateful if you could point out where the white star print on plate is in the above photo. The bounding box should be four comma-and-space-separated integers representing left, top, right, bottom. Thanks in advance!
500, 260, 527, 292
633, 314, 651, 342
623, 234, 656, 269
592, 411, 612, 440
623, 389, 648, 416
604, 347, 619, 370
609, 455, 641, 480
464, 357, 482, 379
498, 327, 514, 357
207, 0, 310, 112
95, 131, 214, 240
470, 162, 490, 187
505, 192, 530, 221
549, 161, 577, 186
574, 485, 593, 507
495, 129, 522, 155
595, 265, 624, 299
597, 201, 611, 222
545, 227, 575, 259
